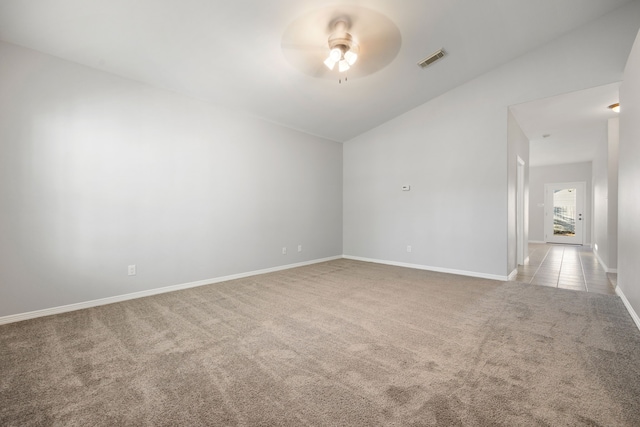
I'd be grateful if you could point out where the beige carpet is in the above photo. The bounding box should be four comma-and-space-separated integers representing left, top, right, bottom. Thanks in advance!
2, 259, 640, 426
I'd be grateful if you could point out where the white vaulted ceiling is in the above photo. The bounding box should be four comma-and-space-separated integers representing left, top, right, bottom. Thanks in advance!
0, 0, 634, 142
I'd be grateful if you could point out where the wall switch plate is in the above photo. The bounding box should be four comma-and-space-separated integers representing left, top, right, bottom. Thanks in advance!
282, 247, 287, 255
128, 265, 136, 276
407, 245, 412, 253
298, 245, 302, 252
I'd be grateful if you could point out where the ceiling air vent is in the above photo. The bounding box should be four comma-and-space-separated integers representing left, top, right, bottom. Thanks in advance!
418, 49, 446, 68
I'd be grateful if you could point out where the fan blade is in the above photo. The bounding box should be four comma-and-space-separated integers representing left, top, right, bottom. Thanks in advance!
281, 42, 326, 52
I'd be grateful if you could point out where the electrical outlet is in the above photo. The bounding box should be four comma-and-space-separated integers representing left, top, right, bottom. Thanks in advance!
282, 247, 287, 255
406, 245, 412, 253
128, 265, 136, 276
298, 245, 302, 252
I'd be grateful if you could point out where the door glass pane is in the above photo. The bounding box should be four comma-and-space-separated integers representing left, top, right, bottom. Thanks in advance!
553, 188, 576, 236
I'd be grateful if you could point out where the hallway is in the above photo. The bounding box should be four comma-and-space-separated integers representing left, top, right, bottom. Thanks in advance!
513, 243, 616, 295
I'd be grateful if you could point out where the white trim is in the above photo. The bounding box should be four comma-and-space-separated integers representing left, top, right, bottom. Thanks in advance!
528, 240, 546, 244
593, 248, 608, 271
596, 248, 616, 273
616, 286, 640, 332
516, 156, 525, 266
0, 256, 342, 325
343, 255, 509, 281
592, 248, 617, 273
508, 268, 518, 281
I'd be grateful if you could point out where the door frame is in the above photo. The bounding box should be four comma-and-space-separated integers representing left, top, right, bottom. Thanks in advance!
544, 181, 586, 245
517, 157, 526, 264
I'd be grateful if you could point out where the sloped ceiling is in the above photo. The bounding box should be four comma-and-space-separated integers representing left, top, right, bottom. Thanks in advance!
0, 0, 634, 142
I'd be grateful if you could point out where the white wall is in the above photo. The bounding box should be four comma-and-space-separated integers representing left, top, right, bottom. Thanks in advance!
607, 118, 619, 270
592, 122, 610, 265
0, 41, 343, 318
592, 117, 620, 271
618, 28, 640, 324
343, 2, 640, 278
528, 162, 593, 244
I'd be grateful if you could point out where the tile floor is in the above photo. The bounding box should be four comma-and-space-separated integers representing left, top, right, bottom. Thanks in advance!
512, 243, 616, 295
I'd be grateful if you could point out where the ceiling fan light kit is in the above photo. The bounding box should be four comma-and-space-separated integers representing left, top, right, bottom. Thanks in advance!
323, 20, 359, 73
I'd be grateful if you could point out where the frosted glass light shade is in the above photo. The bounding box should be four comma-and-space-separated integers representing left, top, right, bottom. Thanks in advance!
344, 50, 357, 65
324, 57, 336, 70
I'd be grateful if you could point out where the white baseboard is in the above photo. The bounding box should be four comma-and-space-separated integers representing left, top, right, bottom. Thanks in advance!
593, 249, 607, 271
592, 249, 618, 273
593, 249, 610, 273
0, 256, 342, 325
528, 240, 546, 244
508, 268, 518, 281
616, 286, 640, 332
343, 255, 509, 281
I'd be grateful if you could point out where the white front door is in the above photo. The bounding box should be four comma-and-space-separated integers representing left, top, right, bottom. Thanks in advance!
544, 182, 585, 245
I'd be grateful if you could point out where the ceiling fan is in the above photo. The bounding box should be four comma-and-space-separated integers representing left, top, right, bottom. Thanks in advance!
281, 6, 401, 81
322, 20, 359, 73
